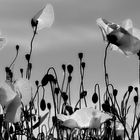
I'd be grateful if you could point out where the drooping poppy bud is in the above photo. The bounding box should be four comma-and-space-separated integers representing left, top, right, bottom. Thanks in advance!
41, 74, 54, 86
62, 64, 66, 72
113, 89, 118, 97
47, 103, 51, 110
25, 54, 30, 62
92, 92, 98, 104
40, 98, 46, 111
134, 96, 138, 104
67, 64, 73, 75
128, 86, 133, 93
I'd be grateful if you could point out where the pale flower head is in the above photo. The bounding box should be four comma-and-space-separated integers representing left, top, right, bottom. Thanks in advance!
5, 95, 21, 123
57, 107, 110, 129
14, 78, 33, 106
96, 18, 140, 56
31, 4, 54, 31
0, 81, 17, 107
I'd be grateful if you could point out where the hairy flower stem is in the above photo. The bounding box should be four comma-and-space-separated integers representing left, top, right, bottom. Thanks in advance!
104, 43, 113, 104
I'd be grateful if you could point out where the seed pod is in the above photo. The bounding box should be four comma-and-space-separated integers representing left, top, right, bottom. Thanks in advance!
40, 98, 46, 111
92, 92, 98, 104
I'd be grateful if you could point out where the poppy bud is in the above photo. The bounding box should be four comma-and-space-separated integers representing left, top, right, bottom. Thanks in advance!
16, 45, 19, 51
47, 103, 51, 110
67, 64, 73, 74
25, 54, 30, 62
68, 75, 72, 83
65, 105, 73, 115
61, 92, 68, 102
134, 96, 138, 104
78, 52, 83, 60
92, 92, 98, 104
113, 89, 118, 97
102, 100, 110, 113
81, 62, 86, 69
134, 87, 138, 93
40, 98, 46, 111
54, 87, 59, 95
128, 86, 133, 93
62, 64, 66, 72
80, 91, 87, 99
41, 74, 54, 86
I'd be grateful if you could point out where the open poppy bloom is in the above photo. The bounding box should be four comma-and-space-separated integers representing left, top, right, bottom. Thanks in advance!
57, 107, 110, 129
14, 78, 33, 106
0, 81, 17, 107
0, 78, 33, 123
31, 4, 54, 31
5, 95, 21, 123
96, 18, 140, 55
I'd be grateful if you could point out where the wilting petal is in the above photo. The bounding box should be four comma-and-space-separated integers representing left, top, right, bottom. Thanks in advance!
15, 78, 32, 106
5, 95, 21, 123
57, 107, 110, 129
97, 18, 140, 55
63, 119, 79, 129
0, 82, 16, 107
107, 27, 140, 55
32, 4, 54, 31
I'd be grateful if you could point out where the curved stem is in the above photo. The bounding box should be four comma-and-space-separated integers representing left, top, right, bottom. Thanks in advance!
9, 49, 19, 68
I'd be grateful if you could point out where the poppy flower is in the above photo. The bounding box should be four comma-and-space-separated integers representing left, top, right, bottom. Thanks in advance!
96, 18, 140, 55
31, 4, 54, 31
14, 78, 33, 106
5, 95, 21, 123
57, 107, 110, 129
0, 81, 17, 107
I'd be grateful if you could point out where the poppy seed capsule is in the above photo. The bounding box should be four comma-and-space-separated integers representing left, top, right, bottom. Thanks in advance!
67, 64, 73, 74
62, 64, 66, 72
78, 52, 83, 60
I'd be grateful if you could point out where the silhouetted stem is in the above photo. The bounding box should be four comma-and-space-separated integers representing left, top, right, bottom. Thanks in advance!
9, 48, 19, 68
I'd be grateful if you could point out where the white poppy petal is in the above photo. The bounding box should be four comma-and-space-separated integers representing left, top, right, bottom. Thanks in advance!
0, 82, 16, 107
122, 19, 133, 34
5, 95, 21, 123
32, 4, 54, 31
15, 78, 32, 106
58, 107, 110, 129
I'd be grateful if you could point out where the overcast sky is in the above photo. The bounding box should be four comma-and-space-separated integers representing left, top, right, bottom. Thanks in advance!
0, 1, 140, 133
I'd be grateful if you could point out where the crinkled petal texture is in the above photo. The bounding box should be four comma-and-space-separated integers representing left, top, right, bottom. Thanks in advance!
32, 4, 54, 31
57, 107, 110, 129
15, 78, 32, 106
107, 27, 140, 55
5, 95, 21, 123
0, 82, 16, 107
97, 18, 140, 55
